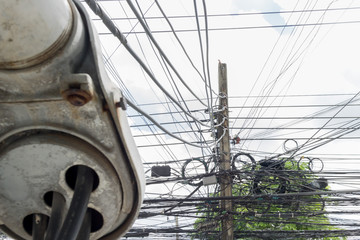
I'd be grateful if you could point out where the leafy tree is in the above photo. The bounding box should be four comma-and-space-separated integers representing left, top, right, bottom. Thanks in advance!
194, 156, 345, 240
0, 231, 8, 240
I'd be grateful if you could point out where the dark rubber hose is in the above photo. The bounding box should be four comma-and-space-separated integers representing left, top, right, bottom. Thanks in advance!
45, 192, 66, 240
76, 210, 92, 240
32, 214, 47, 240
56, 166, 94, 240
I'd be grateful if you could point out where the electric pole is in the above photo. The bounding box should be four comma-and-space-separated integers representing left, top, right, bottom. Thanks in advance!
217, 62, 234, 239
176, 216, 179, 240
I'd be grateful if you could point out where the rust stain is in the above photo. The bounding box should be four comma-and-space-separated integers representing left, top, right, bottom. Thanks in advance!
61, 89, 92, 106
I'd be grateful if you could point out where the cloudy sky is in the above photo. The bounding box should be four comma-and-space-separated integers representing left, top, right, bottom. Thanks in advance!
86, 0, 360, 231
92, 0, 360, 156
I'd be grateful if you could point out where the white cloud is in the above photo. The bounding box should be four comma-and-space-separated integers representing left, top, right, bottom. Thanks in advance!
232, 0, 285, 27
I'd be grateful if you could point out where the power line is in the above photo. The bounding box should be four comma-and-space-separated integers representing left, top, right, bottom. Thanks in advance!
126, 103, 360, 117
236, 0, 337, 150
130, 124, 360, 132
85, 0, 213, 128
137, 136, 360, 148
231, 103, 360, 109
125, 229, 360, 238
131, 93, 359, 107
125, 0, 208, 107
130, 0, 213, 157
153, 0, 218, 97
98, 20, 360, 35
92, 6, 360, 21
291, 91, 360, 157
89, 0, 360, 237
143, 189, 360, 203
126, 97, 225, 148
101, 39, 196, 172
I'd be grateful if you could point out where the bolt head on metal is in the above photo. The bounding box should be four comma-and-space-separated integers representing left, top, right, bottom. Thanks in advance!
115, 97, 127, 110
62, 89, 92, 106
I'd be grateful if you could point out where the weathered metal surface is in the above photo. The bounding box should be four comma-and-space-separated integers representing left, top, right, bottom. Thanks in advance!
0, 0, 73, 69
0, 1, 85, 104
76, 1, 145, 238
0, 132, 122, 239
61, 74, 94, 106
0, 0, 144, 239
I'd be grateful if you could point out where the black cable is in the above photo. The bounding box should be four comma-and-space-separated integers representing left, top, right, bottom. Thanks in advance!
102, 48, 193, 173
143, 189, 360, 203
290, 93, 360, 159
126, 98, 225, 148
231, 103, 360, 108
45, 192, 66, 240
133, 0, 214, 162
126, 228, 360, 235
127, 102, 360, 117
132, 93, 358, 107
32, 214, 47, 240
99, 20, 360, 35
56, 166, 94, 240
140, 197, 360, 211
237, 0, 327, 147
103, 0, 155, 61
192, 0, 209, 108
153, 0, 218, 96
291, 118, 360, 158
125, 0, 208, 107
92, 6, 360, 21
75, 210, 92, 240
143, 155, 213, 165
106, 1, 213, 166
136, 135, 360, 147
243, 96, 360, 141
131, 119, 360, 130
85, 0, 212, 128
128, 109, 208, 118
131, 0, 211, 183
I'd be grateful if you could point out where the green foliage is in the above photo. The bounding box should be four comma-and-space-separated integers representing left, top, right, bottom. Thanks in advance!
193, 157, 346, 240
0, 231, 8, 240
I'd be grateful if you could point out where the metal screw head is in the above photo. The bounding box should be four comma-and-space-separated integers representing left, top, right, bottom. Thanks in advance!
67, 94, 87, 106
62, 89, 92, 106
115, 97, 127, 110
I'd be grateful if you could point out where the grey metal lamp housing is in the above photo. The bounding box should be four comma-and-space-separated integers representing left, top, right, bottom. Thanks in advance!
0, 0, 144, 239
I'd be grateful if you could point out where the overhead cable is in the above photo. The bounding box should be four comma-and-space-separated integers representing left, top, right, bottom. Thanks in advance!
98, 20, 360, 35
132, 0, 212, 154
125, 0, 207, 107
126, 98, 226, 148
132, 93, 359, 107
84, 0, 212, 128
153, 0, 218, 97
92, 6, 360, 21
291, 91, 360, 157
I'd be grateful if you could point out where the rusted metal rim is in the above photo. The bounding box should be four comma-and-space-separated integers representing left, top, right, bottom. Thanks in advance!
62, 88, 93, 106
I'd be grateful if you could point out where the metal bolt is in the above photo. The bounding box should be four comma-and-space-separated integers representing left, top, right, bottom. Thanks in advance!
115, 97, 127, 110
62, 89, 92, 106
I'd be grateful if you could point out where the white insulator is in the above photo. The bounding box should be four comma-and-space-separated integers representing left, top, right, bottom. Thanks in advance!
0, 0, 73, 69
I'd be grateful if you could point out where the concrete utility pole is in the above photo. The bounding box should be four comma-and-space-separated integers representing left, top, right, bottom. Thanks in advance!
217, 62, 234, 239
176, 216, 179, 240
